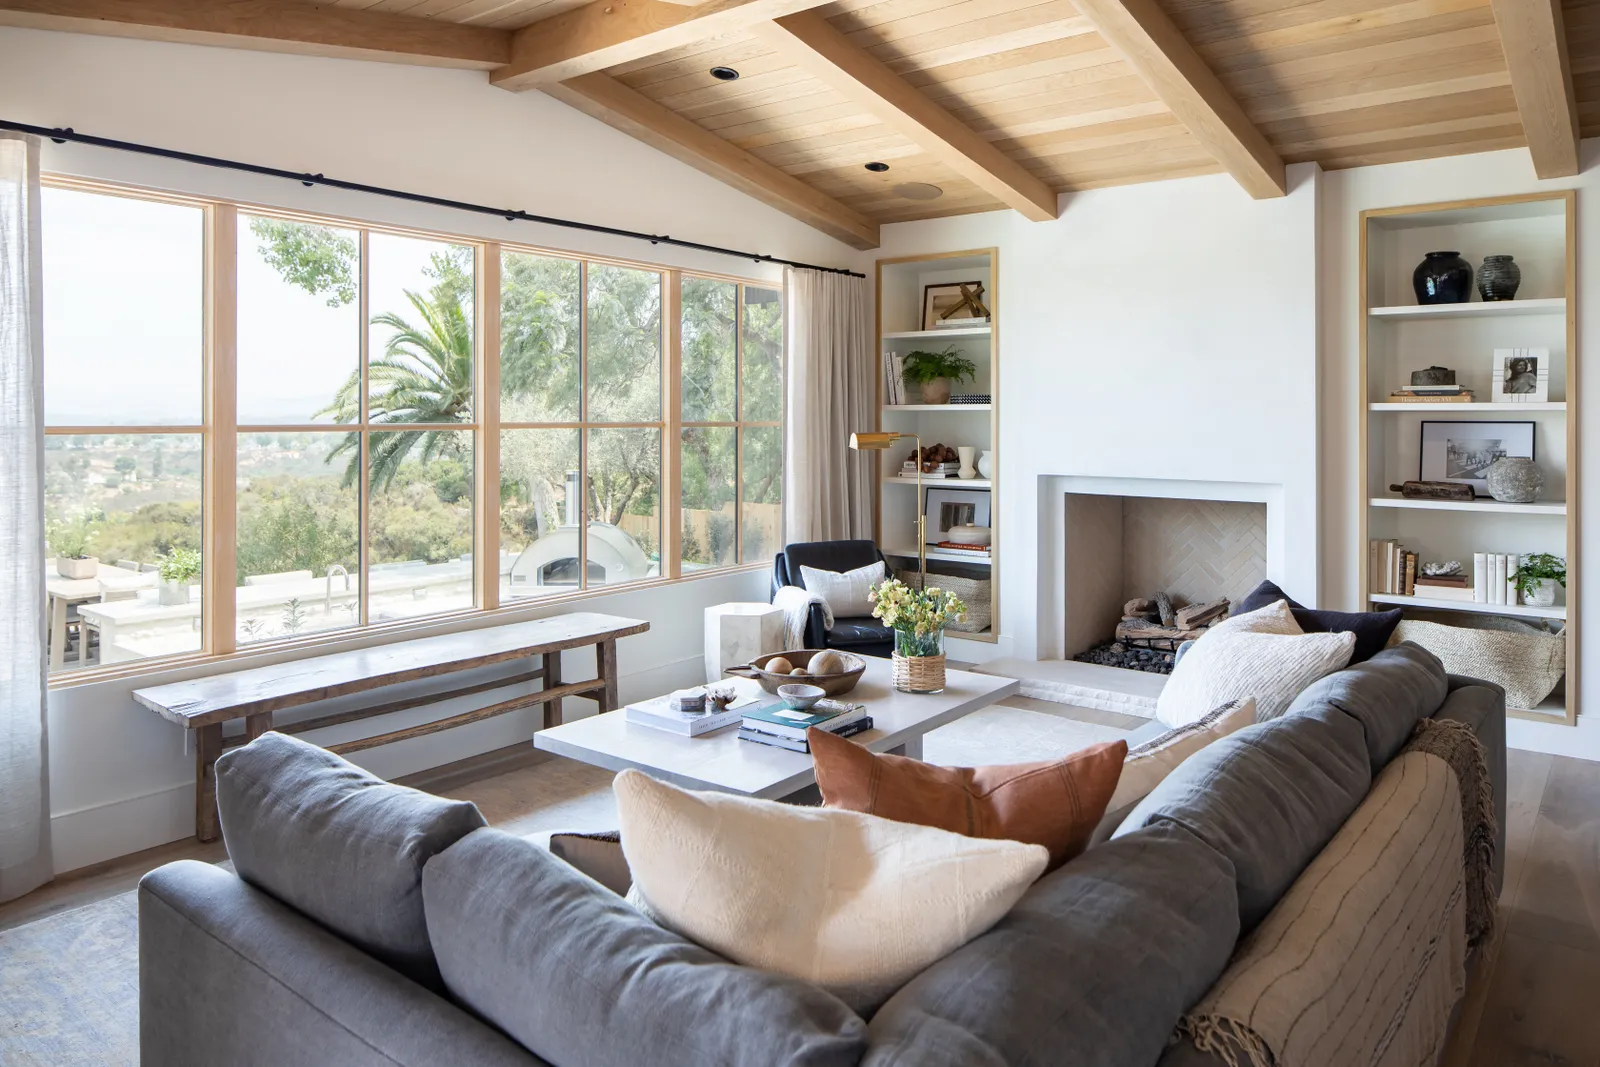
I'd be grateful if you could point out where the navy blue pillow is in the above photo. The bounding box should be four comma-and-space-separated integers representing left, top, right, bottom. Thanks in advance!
1236, 580, 1401, 664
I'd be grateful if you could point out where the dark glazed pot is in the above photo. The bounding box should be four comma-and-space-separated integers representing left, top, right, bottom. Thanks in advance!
1412, 251, 1473, 304
1477, 255, 1522, 301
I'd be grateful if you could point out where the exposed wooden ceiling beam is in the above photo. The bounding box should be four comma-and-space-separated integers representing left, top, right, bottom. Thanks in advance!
756, 12, 1059, 222
0, 0, 510, 69
1070, 0, 1286, 199
491, 0, 833, 92
1488, 0, 1580, 178
547, 72, 879, 250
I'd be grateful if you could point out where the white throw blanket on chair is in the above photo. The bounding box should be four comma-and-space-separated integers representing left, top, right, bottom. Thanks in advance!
772, 585, 832, 650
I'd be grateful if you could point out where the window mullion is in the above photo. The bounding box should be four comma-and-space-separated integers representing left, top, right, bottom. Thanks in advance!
577, 261, 588, 591
734, 284, 744, 566
476, 243, 501, 612
205, 203, 239, 657
663, 270, 682, 580
358, 230, 371, 628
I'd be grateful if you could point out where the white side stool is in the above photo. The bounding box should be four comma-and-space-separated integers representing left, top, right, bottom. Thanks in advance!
704, 602, 785, 683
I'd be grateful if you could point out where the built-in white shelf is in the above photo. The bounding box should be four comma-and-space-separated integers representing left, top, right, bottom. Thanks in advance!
886, 477, 991, 489
1368, 592, 1566, 621
1368, 402, 1567, 412
1367, 297, 1566, 320
882, 403, 991, 412
1369, 496, 1567, 516
881, 326, 992, 341
883, 544, 993, 566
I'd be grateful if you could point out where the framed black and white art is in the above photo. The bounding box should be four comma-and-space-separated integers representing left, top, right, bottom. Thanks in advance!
1419, 420, 1535, 496
924, 487, 991, 540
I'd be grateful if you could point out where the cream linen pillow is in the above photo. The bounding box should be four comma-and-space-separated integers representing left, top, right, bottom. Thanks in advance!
1107, 697, 1257, 817
613, 768, 1047, 1011
1202, 599, 1302, 638
800, 561, 885, 618
1155, 629, 1355, 728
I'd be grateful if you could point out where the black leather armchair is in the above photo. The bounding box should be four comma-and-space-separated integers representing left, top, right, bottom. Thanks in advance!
771, 540, 894, 658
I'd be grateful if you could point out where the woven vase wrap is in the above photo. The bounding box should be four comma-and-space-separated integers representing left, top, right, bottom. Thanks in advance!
893, 652, 946, 692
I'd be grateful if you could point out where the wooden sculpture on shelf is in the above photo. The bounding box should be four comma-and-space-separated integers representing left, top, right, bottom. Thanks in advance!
1390, 480, 1476, 502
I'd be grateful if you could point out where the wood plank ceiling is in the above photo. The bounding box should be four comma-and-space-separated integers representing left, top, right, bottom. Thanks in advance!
3, 0, 1593, 246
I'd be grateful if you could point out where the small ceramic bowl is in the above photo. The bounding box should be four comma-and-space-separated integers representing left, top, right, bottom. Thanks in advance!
945, 523, 992, 545
777, 683, 825, 711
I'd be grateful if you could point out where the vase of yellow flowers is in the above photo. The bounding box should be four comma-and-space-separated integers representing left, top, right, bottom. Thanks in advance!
869, 577, 967, 694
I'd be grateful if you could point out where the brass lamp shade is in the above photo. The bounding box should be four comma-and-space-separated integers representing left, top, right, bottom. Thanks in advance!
849, 431, 905, 451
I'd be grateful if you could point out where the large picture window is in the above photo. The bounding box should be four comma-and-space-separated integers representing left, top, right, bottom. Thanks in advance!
41, 183, 783, 678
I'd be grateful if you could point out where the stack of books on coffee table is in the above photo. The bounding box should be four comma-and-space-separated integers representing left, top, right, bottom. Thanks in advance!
738, 700, 873, 753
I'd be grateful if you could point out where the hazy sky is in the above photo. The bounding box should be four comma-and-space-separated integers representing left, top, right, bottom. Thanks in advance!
42, 186, 466, 427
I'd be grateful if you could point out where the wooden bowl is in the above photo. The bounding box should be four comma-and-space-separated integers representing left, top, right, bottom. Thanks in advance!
724, 649, 867, 697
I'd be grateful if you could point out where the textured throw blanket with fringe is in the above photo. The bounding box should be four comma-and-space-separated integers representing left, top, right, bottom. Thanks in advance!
1178, 718, 1498, 1067
771, 585, 832, 650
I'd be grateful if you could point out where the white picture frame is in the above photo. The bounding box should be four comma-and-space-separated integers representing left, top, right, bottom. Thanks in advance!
1490, 348, 1550, 403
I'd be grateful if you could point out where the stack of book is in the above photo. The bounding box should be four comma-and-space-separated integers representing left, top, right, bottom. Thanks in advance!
1413, 572, 1474, 602
625, 688, 756, 737
950, 394, 991, 405
1387, 384, 1475, 404
1370, 539, 1417, 595
739, 699, 873, 753
882, 351, 907, 406
933, 317, 989, 329
1472, 553, 1522, 606
935, 540, 991, 556
901, 460, 959, 480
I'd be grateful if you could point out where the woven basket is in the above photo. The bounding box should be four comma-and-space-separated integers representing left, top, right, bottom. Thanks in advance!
896, 569, 992, 634
1394, 619, 1565, 711
893, 652, 946, 693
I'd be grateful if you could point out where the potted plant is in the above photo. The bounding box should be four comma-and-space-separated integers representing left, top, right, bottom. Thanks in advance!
1513, 553, 1565, 607
48, 513, 101, 579
901, 348, 977, 405
158, 547, 202, 606
869, 577, 967, 694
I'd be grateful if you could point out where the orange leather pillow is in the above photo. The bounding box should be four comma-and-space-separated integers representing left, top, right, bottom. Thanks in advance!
808, 728, 1128, 870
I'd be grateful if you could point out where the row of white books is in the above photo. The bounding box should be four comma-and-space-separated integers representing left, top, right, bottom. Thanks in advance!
1369, 539, 1528, 605
1472, 553, 1523, 606
882, 351, 908, 406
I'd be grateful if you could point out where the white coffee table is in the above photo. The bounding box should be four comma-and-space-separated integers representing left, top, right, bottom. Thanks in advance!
533, 657, 1019, 799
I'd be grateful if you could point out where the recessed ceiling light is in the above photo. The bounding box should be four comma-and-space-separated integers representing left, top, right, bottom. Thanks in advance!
893, 182, 944, 201
864, 161, 890, 173
709, 66, 741, 81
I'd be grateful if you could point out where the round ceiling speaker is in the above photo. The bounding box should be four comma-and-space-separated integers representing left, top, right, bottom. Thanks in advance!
864, 161, 890, 172
709, 66, 741, 81
893, 182, 944, 201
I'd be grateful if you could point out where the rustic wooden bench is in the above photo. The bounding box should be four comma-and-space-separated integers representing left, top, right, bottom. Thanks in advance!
132, 612, 649, 842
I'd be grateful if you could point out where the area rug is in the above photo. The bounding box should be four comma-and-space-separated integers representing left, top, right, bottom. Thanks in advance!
0, 892, 139, 1067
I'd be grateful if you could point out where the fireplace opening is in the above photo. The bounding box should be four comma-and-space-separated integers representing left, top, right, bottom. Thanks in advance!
1063, 494, 1268, 675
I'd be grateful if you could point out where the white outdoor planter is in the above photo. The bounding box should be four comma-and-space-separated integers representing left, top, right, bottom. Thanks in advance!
57, 556, 98, 579
159, 579, 193, 606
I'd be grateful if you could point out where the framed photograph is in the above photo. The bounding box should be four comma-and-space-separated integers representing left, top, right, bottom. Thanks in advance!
922, 281, 990, 330
1490, 348, 1550, 403
1419, 420, 1535, 496
925, 487, 991, 540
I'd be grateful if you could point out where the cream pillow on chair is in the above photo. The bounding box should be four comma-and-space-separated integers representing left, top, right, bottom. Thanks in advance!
1155, 629, 1355, 728
613, 768, 1047, 1012
800, 561, 885, 619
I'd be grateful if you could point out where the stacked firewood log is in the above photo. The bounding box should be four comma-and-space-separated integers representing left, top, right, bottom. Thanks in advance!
1113, 593, 1230, 651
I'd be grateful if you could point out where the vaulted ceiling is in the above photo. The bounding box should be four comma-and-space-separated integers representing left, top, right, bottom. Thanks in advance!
3, 0, 1592, 249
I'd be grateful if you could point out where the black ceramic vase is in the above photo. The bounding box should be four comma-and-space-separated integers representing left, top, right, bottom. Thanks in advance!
1477, 255, 1521, 301
1412, 251, 1473, 304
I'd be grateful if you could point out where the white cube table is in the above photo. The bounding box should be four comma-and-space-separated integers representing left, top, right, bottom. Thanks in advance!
534, 658, 1019, 800
703, 601, 785, 684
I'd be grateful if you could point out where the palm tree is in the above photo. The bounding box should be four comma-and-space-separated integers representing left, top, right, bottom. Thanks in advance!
320, 288, 473, 491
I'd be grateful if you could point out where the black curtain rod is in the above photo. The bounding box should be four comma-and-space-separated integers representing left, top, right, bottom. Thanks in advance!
0, 119, 866, 278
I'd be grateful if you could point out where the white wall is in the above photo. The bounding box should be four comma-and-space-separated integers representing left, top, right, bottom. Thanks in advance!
0, 26, 866, 874
875, 164, 1322, 663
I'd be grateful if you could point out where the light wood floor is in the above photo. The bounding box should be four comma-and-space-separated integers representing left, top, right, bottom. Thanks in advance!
3, 737, 1597, 1066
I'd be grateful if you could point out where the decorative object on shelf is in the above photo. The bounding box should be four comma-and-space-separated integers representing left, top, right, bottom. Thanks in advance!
157, 547, 201, 606
926, 487, 992, 542
905, 442, 960, 475
957, 446, 977, 480
944, 524, 991, 545
976, 450, 993, 479
1513, 553, 1565, 608
1419, 420, 1535, 496
901, 348, 977, 405
1389, 480, 1476, 502
1477, 255, 1522, 301
921, 281, 990, 330
1412, 366, 1457, 387
870, 577, 967, 693
1421, 560, 1463, 577
950, 394, 991, 405
1485, 456, 1544, 503
850, 430, 927, 585
1490, 348, 1550, 403
1412, 251, 1473, 304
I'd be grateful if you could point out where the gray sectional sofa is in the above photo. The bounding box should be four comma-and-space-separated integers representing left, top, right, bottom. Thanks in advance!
139, 644, 1505, 1067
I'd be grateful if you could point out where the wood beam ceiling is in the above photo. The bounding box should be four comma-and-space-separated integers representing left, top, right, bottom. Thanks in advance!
1488, 0, 1581, 178
756, 11, 1059, 222
0, 0, 509, 69
489, 0, 834, 91
1070, 0, 1287, 199
547, 72, 880, 250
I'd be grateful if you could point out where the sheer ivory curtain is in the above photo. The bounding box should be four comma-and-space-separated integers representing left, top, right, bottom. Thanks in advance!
0, 131, 51, 902
783, 267, 874, 544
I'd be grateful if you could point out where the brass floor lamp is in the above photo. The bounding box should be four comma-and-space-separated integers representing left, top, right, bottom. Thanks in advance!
849, 431, 925, 589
